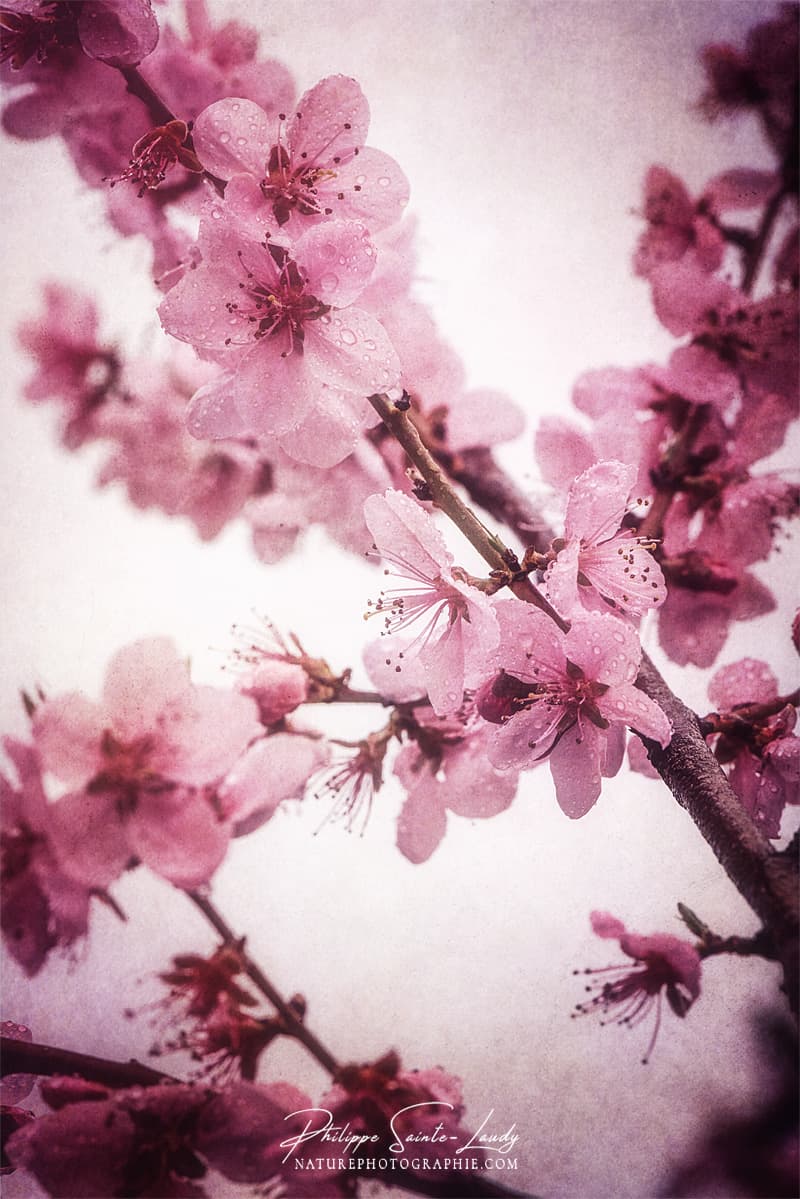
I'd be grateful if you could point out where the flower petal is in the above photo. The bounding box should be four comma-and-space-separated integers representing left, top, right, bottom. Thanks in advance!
306, 306, 400, 394
192, 98, 272, 181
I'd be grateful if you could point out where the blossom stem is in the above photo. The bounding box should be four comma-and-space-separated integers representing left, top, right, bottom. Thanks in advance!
741, 184, 788, 294
186, 889, 341, 1075
367, 394, 567, 630
697, 928, 779, 961
114, 65, 226, 197
367, 393, 799, 1014
0, 1035, 173, 1087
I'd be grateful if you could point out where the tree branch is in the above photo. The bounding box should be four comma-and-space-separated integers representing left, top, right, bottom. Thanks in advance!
367, 393, 799, 1015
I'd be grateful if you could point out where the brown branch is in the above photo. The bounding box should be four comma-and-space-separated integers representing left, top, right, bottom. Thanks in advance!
186, 890, 341, 1076
0, 1036, 173, 1088
367, 393, 799, 1015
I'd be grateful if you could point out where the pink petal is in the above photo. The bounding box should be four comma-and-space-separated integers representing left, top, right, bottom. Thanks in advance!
192, 98, 271, 181
185, 371, 250, 440
544, 540, 581, 615
32, 695, 105, 788
565, 460, 635, 543
288, 76, 369, 167
601, 721, 627, 778
447, 389, 525, 450
421, 620, 467, 717
549, 724, 602, 818
278, 388, 370, 467
362, 636, 428, 702
296, 220, 377, 308
443, 745, 517, 819
703, 168, 778, 212
534, 417, 595, 493
580, 534, 667, 615
47, 792, 129, 888
102, 637, 191, 739
597, 683, 672, 746
77, 0, 159, 67
126, 787, 230, 887
234, 342, 320, 436
158, 261, 250, 351
590, 910, 628, 940
396, 784, 447, 865
306, 306, 400, 394
152, 686, 260, 786
219, 733, 328, 825
314, 147, 410, 230
708, 658, 778, 709
364, 488, 451, 577
565, 613, 641, 687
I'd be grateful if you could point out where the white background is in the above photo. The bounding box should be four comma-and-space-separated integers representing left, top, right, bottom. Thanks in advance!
1, 3, 797, 1197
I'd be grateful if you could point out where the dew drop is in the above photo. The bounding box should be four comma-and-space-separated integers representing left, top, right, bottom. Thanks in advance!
320, 272, 339, 291
377, 176, 390, 188
219, 131, 231, 144
341, 328, 357, 345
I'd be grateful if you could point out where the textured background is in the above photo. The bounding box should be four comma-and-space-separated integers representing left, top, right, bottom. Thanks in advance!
1, 3, 796, 1197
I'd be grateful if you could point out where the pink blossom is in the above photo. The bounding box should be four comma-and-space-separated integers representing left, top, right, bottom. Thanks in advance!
0, 0, 158, 71
320, 1052, 481, 1180
196, 1080, 349, 1193
1, 739, 91, 976
220, 732, 329, 835
363, 489, 500, 717
192, 75, 409, 232
95, 353, 267, 540
159, 219, 400, 438
634, 165, 724, 279
573, 910, 702, 1063
476, 605, 671, 818
17, 282, 119, 448
394, 718, 518, 863
706, 658, 799, 839
544, 460, 667, 618
6, 1081, 211, 1197
657, 564, 775, 668
31, 638, 261, 888
246, 441, 393, 563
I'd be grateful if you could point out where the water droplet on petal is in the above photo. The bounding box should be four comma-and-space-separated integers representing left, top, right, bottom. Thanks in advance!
340, 328, 357, 345
219, 131, 231, 144
377, 176, 390, 188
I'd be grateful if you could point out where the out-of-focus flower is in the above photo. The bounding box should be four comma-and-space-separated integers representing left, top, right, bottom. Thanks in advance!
31, 638, 261, 888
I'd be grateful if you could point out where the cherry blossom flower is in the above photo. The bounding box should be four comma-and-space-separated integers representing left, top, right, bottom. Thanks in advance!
476, 604, 671, 818
192, 75, 409, 233
320, 1052, 483, 1181
17, 282, 120, 448
1, 738, 91, 976
31, 638, 261, 888
394, 718, 518, 863
634, 165, 724, 279
544, 460, 667, 618
6, 1080, 211, 1197
219, 731, 329, 836
363, 489, 500, 717
700, 5, 799, 160
572, 910, 702, 1063
705, 658, 799, 838
159, 219, 400, 438
0, 0, 159, 72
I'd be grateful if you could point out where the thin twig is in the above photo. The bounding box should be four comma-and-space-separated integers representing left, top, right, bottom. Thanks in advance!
186, 890, 341, 1075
